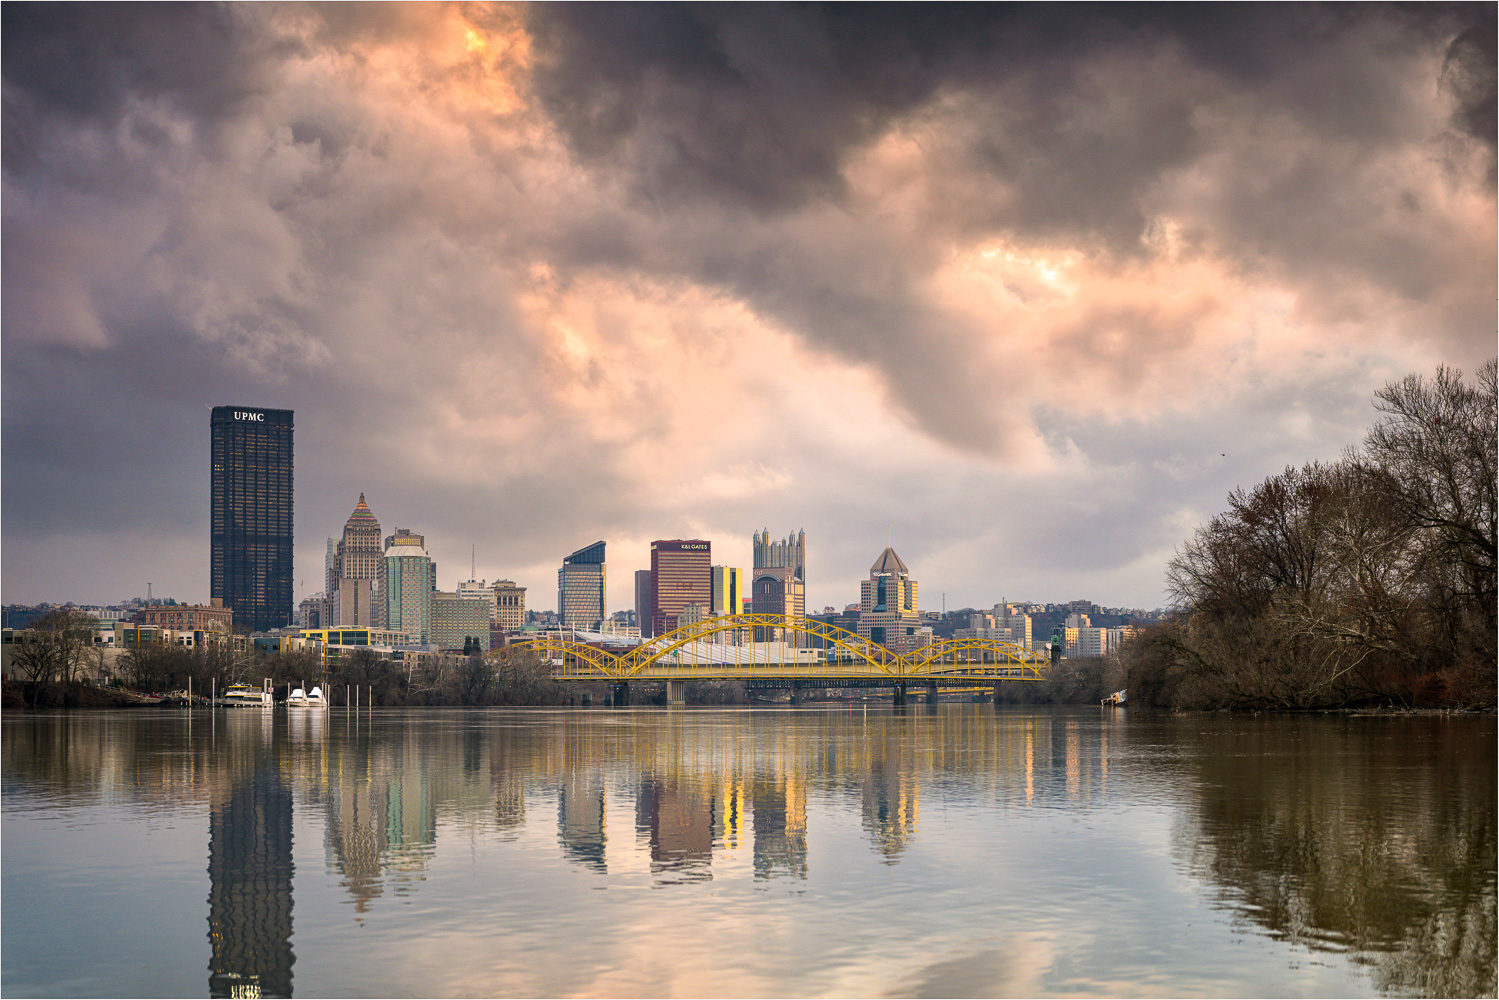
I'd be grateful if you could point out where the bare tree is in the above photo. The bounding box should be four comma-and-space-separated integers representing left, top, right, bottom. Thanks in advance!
1359, 359, 1497, 663
491, 647, 566, 705
1149, 359, 1497, 709
11, 608, 95, 686
452, 653, 495, 705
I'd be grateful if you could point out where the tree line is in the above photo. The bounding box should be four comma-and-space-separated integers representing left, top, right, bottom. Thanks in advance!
122, 643, 578, 707
1122, 361, 1496, 710
3, 616, 578, 707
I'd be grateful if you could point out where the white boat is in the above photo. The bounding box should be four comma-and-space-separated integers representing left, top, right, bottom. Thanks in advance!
221, 681, 272, 708
287, 683, 330, 708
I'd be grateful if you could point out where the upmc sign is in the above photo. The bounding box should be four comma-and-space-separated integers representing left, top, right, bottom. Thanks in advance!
234, 411, 265, 421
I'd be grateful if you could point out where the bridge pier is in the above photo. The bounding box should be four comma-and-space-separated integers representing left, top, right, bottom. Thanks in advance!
613, 682, 630, 707
925, 680, 939, 705
893, 682, 907, 707
666, 680, 686, 705
789, 681, 802, 706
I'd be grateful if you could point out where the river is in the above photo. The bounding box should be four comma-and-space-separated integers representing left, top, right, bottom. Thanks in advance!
2, 706, 1493, 997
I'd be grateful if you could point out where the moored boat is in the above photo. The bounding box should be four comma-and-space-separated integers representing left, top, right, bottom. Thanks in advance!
222, 681, 272, 708
287, 683, 330, 708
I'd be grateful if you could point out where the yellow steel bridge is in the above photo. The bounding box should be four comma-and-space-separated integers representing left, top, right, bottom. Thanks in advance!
512, 613, 1048, 686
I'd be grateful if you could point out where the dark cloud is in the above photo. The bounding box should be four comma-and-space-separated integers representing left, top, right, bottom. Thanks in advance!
2, 3, 1492, 610
1441, 24, 1498, 182
526, 4, 1491, 216
525, 2, 1494, 451
1, 4, 289, 164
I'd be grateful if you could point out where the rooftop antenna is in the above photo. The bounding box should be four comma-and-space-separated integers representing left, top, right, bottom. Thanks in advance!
147, 582, 152, 604
471, 543, 476, 582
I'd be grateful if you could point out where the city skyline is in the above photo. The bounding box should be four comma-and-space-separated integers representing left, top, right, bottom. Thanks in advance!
4, 6, 1494, 613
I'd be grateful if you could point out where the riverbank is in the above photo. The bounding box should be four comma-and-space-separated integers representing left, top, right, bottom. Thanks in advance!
1, 680, 156, 709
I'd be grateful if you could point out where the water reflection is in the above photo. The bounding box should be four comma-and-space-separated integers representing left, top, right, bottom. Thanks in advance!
1, 707, 1493, 998
207, 713, 293, 999
1172, 714, 1497, 997
559, 771, 607, 873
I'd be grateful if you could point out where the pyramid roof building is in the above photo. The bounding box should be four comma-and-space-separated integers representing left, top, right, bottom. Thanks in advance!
345, 493, 378, 525
870, 546, 909, 577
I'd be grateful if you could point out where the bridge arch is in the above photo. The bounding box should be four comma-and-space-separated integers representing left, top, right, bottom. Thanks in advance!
510, 614, 1049, 683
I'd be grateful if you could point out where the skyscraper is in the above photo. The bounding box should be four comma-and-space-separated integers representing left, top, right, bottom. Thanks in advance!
751, 567, 804, 644
752, 528, 806, 590
710, 566, 745, 616
858, 546, 922, 652
383, 528, 433, 644
635, 569, 653, 638
558, 541, 606, 629
327, 494, 382, 628
210, 406, 294, 633
650, 539, 711, 637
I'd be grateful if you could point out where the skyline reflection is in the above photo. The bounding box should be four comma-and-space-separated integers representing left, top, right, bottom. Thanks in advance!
2, 707, 1493, 999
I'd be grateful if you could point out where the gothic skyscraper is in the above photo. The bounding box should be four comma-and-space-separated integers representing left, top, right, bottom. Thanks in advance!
752, 528, 806, 589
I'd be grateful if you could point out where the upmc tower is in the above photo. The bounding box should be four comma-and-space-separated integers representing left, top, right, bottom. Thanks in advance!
211, 406, 294, 632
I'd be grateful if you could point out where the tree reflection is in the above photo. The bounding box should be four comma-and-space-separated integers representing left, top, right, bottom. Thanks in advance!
1174, 715, 1497, 997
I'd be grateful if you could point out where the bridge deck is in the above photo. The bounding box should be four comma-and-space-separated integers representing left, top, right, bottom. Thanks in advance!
548, 662, 1044, 682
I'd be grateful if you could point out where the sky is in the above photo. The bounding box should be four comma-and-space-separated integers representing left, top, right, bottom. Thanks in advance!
2, 3, 1495, 614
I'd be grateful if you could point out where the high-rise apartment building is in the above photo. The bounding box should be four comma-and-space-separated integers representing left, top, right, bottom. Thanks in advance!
327, 494, 383, 628
558, 541, 606, 629
858, 547, 923, 653
710, 566, 745, 616
634, 569, 653, 638
650, 539, 711, 637
383, 529, 433, 644
753, 528, 806, 590
210, 406, 294, 633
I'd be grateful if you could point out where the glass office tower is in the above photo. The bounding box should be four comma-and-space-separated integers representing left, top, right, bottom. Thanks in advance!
557, 541, 606, 629
211, 406, 294, 632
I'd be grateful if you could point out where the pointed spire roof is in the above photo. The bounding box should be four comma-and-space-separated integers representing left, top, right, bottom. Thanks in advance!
346, 493, 378, 523
870, 546, 908, 576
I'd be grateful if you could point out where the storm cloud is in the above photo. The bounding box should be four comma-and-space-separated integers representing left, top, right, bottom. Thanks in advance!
3, 2, 1493, 612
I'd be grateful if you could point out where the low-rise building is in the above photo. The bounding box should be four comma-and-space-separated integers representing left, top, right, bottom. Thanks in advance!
298, 627, 414, 648
133, 600, 234, 632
